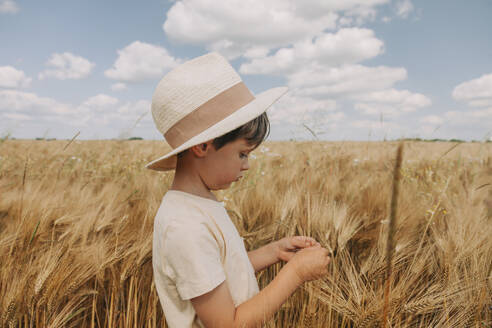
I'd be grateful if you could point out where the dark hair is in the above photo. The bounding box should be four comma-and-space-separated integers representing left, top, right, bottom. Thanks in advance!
177, 111, 270, 159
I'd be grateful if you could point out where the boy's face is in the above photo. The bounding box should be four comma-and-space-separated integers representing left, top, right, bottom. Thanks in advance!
199, 137, 255, 190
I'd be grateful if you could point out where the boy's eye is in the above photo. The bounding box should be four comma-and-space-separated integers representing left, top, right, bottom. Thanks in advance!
240, 153, 248, 159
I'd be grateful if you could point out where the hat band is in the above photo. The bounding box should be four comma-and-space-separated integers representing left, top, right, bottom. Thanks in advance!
164, 82, 255, 148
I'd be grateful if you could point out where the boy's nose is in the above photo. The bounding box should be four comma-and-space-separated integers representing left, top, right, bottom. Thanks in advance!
241, 160, 249, 171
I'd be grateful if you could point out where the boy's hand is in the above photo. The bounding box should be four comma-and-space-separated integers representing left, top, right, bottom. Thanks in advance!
288, 246, 330, 283
276, 236, 320, 262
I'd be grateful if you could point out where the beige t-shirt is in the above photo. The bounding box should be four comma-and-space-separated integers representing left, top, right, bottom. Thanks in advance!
152, 190, 260, 328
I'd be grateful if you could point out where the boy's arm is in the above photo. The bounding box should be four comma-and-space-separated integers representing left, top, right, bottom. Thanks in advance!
247, 241, 279, 272
191, 260, 302, 328
247, 236, 320, 272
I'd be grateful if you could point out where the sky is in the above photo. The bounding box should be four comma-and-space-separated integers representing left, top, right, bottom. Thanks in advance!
1, 0, 491, 141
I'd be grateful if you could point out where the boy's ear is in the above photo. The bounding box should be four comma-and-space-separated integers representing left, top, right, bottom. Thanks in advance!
190, 141, 213, 157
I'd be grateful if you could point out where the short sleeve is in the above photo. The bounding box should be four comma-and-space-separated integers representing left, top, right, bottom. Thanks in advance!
162, 222, 226, 300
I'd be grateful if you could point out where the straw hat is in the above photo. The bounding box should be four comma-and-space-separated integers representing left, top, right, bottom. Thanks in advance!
145, 52, 288, 171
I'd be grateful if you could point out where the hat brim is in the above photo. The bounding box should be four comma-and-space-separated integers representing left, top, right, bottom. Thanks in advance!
145, 86, 288, 171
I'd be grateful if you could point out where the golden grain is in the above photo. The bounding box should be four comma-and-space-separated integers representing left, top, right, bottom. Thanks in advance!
0, 139, 491, 327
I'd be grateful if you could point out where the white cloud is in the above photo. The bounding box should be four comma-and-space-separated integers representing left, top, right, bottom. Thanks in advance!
435, 74, 492, 139
0, 90, 73, 117
288, 0, 389, 14
113, 100, 153, 139
354, 89, 428, 105
104, 41, 180, 82
339, 4, 379, 25
353, 89, 431, 116
420, 115, 444, 125
468, 98, 492, 107
349, 119, 403, 140
163, 0, 392, 59
91, 99, 152, 136
337, 16, 354, 26
0, 0, 19, 14
240, 28, 384, 75
164, 0, 336, 43
38, 52, 95, 80
288, 65, 407, 97
3, 112, 31, 121
243, 47, 270, 59
77, 96, 152, 133
382, 16, 392, 23
268, 93, 338, 125
0, 89, 154, 138
267, 93, 345, 140
354, 103, 399, 116
159, 1, 437, 141
115, 99, 150, 116
0, 66, 32, 88
350, 119, 399, 130
441, 108, 492, 138
111, 82, 127, 91
445, 107, 492, 122
395, 0, 414, 18
81, 94, 119, 111
452, 73, 492, 105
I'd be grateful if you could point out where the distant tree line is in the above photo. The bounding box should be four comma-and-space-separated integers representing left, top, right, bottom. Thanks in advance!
400, 138, 490, 143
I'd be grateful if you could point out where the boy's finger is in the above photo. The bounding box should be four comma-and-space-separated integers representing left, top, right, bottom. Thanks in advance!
292, 236, 309, 247
304, 237, 318, 246
296, 236, 316, 241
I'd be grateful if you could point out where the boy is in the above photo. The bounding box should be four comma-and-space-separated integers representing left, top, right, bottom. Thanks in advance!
147, 52, 330, 327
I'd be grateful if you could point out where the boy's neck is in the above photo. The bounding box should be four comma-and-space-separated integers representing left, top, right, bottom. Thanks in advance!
170, 166, 218, 202
169, 185, 218, 202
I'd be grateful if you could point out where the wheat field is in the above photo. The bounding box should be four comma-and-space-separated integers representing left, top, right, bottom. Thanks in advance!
0, 138, 491, 327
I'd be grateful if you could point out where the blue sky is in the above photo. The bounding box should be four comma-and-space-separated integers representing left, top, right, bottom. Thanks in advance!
1, 0, 491, 141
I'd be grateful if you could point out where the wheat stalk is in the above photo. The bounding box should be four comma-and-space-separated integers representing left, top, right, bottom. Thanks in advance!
34, 267, 53, 296
1, 140, 490, 326
3, 300, 16, 327
383, 142, 404, 328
